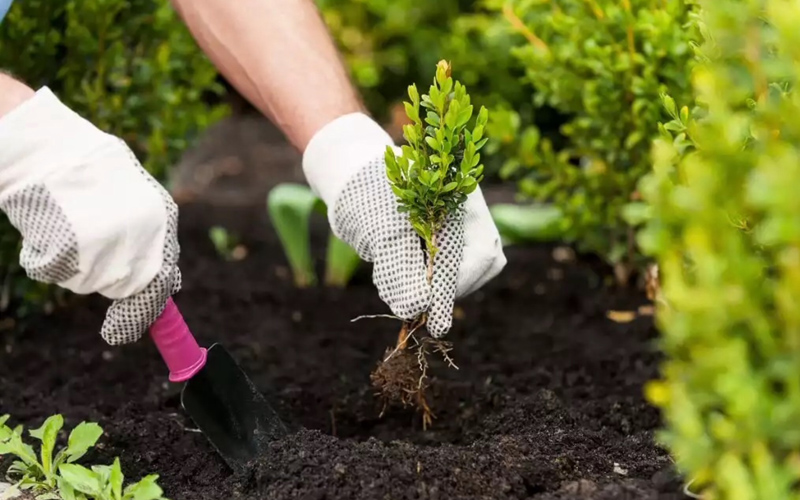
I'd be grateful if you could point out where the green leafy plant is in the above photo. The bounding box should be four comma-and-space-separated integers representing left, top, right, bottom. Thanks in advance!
371, 61, 488, 429
266, 183, 361, 288
490, 0, 698, 284
384, 59, 489, 281
208, 226, 245, 262
638, 1, 800, 496
0, 0, 228, 321
0, 414, 167, 500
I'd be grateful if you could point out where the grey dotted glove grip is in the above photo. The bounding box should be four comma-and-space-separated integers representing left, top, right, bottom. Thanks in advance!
331, 157, 464, 337
99, 144, 182, 345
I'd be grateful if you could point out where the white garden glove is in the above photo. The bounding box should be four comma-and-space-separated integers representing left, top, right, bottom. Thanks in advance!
303, 113, 506, 337
0, 87, 180, 345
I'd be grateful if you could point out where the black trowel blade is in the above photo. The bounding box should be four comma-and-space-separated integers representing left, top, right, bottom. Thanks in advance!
180, 343, 289, 472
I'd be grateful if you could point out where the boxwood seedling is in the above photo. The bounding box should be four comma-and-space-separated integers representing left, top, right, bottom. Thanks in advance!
370, 60, 490, 428
0, 414, 168, 500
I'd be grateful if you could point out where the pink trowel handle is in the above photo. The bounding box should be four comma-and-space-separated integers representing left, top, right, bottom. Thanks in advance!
149, 297, 208, 383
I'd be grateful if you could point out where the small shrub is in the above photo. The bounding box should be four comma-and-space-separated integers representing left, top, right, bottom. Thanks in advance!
0, 414, 168, 500
0, 0, 228, 319
372, 61, 488, 428
492, 0, 698, 283
639, 1, 800, 497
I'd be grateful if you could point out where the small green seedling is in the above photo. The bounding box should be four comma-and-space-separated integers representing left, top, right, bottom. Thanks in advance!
208, 226, 245, 262
384, 59, 488, 283
267, 183, 361, 288
371, 61, 490, 428
0, 414, 168, 500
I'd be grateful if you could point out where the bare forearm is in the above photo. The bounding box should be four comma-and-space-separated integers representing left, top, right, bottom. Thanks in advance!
0, 73, 35, 118
170, 0, 364, 152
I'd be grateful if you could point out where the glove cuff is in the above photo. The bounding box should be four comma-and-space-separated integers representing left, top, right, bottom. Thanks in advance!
0, 86, 115, 195
301, 112, 395, 208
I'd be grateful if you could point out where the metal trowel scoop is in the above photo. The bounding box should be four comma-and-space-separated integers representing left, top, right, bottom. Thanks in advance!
148, 297, 288, 472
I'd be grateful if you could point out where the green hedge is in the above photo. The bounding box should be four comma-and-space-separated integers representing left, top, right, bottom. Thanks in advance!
489, 0, 698, 282
640, 1, 800, 496
0, 0, 228, 319
320, 0, 699, 282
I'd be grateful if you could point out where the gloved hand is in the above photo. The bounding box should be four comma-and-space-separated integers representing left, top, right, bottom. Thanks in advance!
0, 87, 180, 345
303, 113, 506, 337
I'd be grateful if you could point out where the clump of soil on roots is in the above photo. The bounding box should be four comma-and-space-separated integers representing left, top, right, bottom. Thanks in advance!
370, 318, 458, 428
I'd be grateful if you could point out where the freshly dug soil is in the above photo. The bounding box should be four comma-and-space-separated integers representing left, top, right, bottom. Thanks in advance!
0, 201, 688, 500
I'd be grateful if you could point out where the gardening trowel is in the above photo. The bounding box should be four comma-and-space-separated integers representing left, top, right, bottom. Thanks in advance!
148, 297, 289, 472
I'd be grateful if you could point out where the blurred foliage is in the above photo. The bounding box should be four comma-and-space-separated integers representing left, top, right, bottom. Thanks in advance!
0, 0, 228, 319
315, 0, 537, 179
315, 0, 520, 119
489, 0, 699, 282
640, 0, 800, 496
318, 0, 701, 282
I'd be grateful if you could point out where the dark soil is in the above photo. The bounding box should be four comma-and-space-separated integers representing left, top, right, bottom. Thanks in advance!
0, 200, 689, 500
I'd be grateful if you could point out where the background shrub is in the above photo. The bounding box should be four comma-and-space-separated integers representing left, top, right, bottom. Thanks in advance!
639, 1, 800, 496
315, 0, 539, 178
0, 0, 228, 319
489, 0, 698, 283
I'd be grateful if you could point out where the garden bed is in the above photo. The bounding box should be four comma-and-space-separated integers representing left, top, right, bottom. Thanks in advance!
0, 200, 687, 500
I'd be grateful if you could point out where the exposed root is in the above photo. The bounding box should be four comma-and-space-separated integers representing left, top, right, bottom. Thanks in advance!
370, 317, 458, 429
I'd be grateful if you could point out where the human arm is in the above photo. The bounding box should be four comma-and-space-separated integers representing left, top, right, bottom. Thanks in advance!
0, 72, 35, 118
169, 0, 363, 153
170, 0, 507, 336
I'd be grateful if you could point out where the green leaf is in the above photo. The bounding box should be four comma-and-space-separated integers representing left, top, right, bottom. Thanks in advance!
472, 124, 484, 142
59, 464, 101, 497
123, 474, 165, 500
661, 93, 677, 117
456, 105, 474, 129
65, 422, 103, 464
442, 182, 458, 192
680, 105, 690, 124
476, 106, 489, 127
0, 433, 40, 469
461, 177, 478, 193
425, 136, 441, 151
0, 415, 12, 441
110, 458, 124, 500
490, 204, 565, 244
407, 84, 419, 105
425, 112, 440, 127
57, 476, 81, 500
403, 101, 419, 124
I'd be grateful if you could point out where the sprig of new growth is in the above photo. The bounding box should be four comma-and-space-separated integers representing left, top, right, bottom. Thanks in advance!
384, 60, 489, 278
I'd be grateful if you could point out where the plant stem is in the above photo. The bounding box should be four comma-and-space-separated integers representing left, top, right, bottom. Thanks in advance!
426, 233, 437, 285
